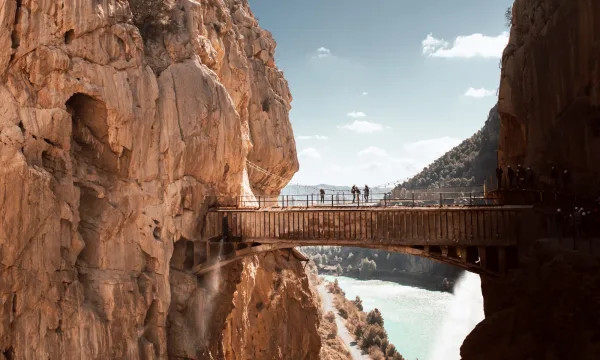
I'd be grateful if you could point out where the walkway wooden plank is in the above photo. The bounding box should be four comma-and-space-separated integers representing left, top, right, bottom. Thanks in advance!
203, 207, 530, 247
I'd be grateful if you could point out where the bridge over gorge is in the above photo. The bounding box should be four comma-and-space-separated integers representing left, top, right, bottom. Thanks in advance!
190, 204, 551, 278
178, 188, 591, 279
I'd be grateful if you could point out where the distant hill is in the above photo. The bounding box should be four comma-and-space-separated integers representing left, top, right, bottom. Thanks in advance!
282, 184, 392, 196
395, 104, 500, 190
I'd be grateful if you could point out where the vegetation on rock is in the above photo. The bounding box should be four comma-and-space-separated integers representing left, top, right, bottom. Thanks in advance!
327, 280, 405, 360
395, 104, 499, 190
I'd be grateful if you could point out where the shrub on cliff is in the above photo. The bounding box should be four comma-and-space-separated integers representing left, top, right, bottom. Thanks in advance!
359, 323, 388, 349
366, 308, 384, 327
336, 264, 343, 274
368, 346, 386, 360
324, 311, 335, 323
127, 0, 175, 37
352, 296, 363, 311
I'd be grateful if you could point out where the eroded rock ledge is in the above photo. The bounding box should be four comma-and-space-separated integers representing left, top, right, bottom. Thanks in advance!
0, 0, 303, 359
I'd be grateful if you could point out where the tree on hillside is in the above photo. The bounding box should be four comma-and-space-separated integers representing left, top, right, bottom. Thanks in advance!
359, 258, 377, 278
366, 308, 384, 327
394, 104, 500, 191
353, 296, 364, 311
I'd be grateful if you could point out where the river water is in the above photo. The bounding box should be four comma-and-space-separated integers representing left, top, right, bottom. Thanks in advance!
321, 272, 484, 360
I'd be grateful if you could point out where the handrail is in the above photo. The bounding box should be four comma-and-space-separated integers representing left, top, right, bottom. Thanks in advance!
207, 188, 597, 210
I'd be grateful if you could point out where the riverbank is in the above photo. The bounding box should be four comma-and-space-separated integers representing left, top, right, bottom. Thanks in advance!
319, 268, 455, 293
324, 278, 406, 360
318, 283, 369, 360
321, 274, 484, 360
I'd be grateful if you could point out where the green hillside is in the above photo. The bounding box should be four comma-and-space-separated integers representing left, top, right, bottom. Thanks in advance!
397, 104, 500, 189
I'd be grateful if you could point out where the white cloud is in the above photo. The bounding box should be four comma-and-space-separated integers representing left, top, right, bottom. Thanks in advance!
358, 146, 389, 157
314, 47, 332, 59
347, 111, 366, 118
297, 135, 329, 140
338, 120, 384, 134
298, 148, 321, 159
464, 87, 496, 98
422, 32, 509, 58
362, 92, 369, 96
404, 137, 461, 164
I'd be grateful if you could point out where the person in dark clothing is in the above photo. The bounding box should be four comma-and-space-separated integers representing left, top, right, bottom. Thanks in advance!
496, 165, 504, 189
351, 185, 357, 203
526, 167, 535, 189
517, 164, 525, 188
507, 165, 515, 188
356, 188, 361, 203
320, 188, 325, 204
562, 170, 571, 192
364, 185, 370, 202
550, 166, 559, 190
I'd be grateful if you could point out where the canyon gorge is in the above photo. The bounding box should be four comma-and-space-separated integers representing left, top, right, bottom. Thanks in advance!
1, 0, 599, 360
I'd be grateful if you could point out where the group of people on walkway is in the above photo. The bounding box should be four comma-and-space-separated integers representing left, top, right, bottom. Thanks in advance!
318, 185, 370, 204
495, 164, 572, 192
555, 206, 600, 239
351, 184, 370, 203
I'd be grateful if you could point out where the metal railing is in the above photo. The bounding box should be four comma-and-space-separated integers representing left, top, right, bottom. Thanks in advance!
208, 187, 598, 210
211, 191, 494, 209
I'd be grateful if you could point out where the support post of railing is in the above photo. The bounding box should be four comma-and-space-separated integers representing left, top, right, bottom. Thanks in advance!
412, 193, 415, 207
311, 194, 314, 206
439, 193, 443, 207
286, 195, 289, 208
357, 195, 360, 208
331, 194, 334, 207
384, 193, 387, 207
469, 192, 472, 206
306, 195, 309, 209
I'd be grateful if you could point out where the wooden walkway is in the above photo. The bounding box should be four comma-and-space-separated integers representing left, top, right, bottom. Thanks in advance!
192, 206, 536, 277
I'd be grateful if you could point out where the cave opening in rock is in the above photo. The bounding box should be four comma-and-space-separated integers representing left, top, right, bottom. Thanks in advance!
64, 29, 75, 44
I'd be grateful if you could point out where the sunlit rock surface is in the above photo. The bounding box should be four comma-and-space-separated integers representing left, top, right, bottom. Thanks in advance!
0, 0, 302, 359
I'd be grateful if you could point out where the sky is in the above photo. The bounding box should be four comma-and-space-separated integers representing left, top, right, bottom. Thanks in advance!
249, 0, 512, 187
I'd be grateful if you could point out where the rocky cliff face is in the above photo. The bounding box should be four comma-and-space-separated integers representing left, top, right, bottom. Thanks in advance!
0, 0, 304, 359
222, 253, 321, 360
461, 1, 600, 358
498, 0, 600, 196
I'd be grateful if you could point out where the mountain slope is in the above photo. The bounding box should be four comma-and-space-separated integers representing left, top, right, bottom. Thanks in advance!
397, 104, 500, 189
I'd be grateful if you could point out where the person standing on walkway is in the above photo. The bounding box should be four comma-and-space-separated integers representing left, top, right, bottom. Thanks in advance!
496, 165, 504, 189
351, 185, 357, 203
355, 188, 361, 204
517, 164, 525, 189
364, 185, 370, 202
526, 167, 536, 189
320, 188, 325, 204
507, 165, 515, 188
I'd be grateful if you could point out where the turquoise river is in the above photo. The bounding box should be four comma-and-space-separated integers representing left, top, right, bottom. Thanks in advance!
321, 272, 484, 360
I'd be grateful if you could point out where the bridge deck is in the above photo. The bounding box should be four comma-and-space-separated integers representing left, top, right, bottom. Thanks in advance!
203, 206, 529, 247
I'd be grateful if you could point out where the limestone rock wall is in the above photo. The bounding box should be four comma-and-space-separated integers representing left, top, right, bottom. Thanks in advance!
498, 0, 600, 196
221, 253, 321, 360
461, 1, 600, 358
461, 243, 600, 360
0, 0, 300, 359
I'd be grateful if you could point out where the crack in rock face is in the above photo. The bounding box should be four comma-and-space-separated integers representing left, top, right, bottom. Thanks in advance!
0, 0, 303, 359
